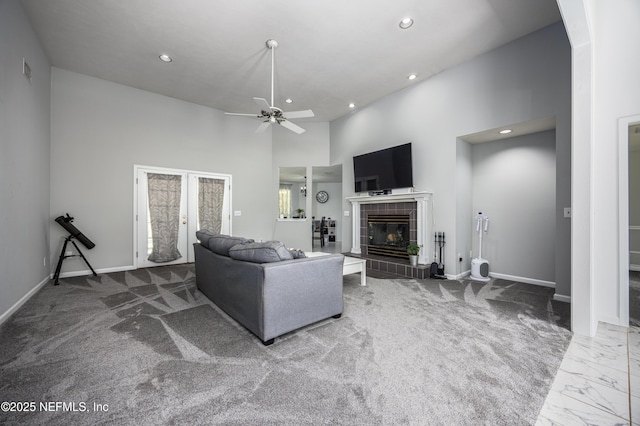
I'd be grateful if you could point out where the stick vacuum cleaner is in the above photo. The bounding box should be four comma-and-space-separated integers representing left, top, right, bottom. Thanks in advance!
470, 212, 490, 282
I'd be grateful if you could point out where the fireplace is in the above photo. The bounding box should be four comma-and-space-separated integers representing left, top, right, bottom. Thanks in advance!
347, 191, 433, 274
367, 214, 410, 258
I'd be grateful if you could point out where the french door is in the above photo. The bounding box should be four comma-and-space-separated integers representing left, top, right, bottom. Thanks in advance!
135, 166, 231, 268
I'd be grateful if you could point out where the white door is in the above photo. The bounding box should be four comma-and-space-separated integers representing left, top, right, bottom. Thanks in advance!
135, 166, 231, 268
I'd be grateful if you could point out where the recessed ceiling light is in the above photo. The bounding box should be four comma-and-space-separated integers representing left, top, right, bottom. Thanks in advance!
285, 98, 293, 104
348, 103, 356, 109
408, 74, 417, 80
159, 54, 173, 63
499, 129, 512, 134
399, 17, 414, 29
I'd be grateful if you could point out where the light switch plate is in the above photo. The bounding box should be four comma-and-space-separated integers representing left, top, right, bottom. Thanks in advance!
344, 211, 350, 216
234, 210, 242, 216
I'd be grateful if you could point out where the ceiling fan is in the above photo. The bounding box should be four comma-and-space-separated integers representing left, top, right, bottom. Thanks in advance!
225, 39, 314, 134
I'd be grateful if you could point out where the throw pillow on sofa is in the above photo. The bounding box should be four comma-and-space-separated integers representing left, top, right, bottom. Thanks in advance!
228, 241, 294, 263
288, 248, 306, 259
196, 230, 254, 256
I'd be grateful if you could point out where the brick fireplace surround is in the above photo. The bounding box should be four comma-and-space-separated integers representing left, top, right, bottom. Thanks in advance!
346, 192, 433, 279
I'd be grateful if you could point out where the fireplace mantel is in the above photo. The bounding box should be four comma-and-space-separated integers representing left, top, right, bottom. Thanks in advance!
346, 191, 433, 265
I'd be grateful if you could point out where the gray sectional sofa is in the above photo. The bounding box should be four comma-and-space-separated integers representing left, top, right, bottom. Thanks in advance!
194, 231, 345, 345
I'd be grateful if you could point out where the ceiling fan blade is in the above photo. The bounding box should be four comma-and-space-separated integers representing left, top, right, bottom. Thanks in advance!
225, 112, 261, 117
283, 109, 315, 119
253, 97, 272, 112
279, 119, 306, 134
255, 121, 271, 133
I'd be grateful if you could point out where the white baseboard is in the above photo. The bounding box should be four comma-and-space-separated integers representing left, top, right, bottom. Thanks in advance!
488, 272, 556, 288
0, 275, 50, 326
447, 270, 555, 288
451, 270, 471, 280
51, 265, 136, 280
553, 294, 571, 303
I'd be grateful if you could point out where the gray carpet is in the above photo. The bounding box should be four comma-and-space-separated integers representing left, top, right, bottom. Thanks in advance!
0, 265, 571, 425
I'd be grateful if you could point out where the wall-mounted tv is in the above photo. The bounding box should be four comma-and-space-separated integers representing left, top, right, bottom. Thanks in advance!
353, 143, 413, 193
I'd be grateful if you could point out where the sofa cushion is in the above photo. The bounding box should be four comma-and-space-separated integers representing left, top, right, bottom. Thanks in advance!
196, 230, 254, 256
228, 241, 294, 263
196, 230, 216, 247
288, 248, 306, 259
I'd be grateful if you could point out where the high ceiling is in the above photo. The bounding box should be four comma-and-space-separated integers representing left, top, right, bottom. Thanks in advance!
20, 0, 562, 123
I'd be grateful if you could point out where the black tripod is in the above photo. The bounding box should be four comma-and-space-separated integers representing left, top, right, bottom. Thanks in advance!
53, 235, 97, 285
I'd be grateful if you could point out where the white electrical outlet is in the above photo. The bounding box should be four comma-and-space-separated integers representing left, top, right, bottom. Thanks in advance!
344, 211, 350, 217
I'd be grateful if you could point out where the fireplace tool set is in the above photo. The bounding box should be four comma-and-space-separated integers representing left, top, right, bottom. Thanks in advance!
430, 232, 446, 279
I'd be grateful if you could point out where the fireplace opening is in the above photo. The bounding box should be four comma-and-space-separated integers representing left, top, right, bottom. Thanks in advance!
367, 214, 410, 258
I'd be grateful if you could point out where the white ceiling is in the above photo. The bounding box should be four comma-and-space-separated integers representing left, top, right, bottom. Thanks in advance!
20, 0, 562, 123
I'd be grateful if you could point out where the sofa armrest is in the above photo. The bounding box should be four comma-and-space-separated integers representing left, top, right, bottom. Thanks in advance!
260, 254, 345, 341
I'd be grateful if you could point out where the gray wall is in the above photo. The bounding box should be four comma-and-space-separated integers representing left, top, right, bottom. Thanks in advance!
455, 139, 473, 278
331, 22, 571, 293
470, 131, 557, 283
0, 0, 51, 320
50, 68, 276, 275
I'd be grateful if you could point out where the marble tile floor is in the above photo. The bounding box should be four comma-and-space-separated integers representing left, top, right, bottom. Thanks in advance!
537, 322, 640, 425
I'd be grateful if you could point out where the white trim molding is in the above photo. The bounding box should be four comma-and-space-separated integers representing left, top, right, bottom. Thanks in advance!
0, 275, 50, 326
453, 270, 471, 280
488, 272, 556, 288
553, 294, 572, 303
51, 265, 136, 280
451, 270, 557, 288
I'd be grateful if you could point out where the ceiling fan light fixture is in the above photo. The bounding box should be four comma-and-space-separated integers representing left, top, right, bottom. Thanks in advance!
159, 54, 173, 63
224, 39, 313, 135
266, 39, 279, 49
399, 17, 414, 29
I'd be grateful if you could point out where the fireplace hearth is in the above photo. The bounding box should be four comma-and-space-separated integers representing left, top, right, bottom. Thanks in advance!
367, 214, 410, 258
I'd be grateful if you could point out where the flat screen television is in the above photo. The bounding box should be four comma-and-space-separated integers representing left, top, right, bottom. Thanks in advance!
353, 143, 413, 193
